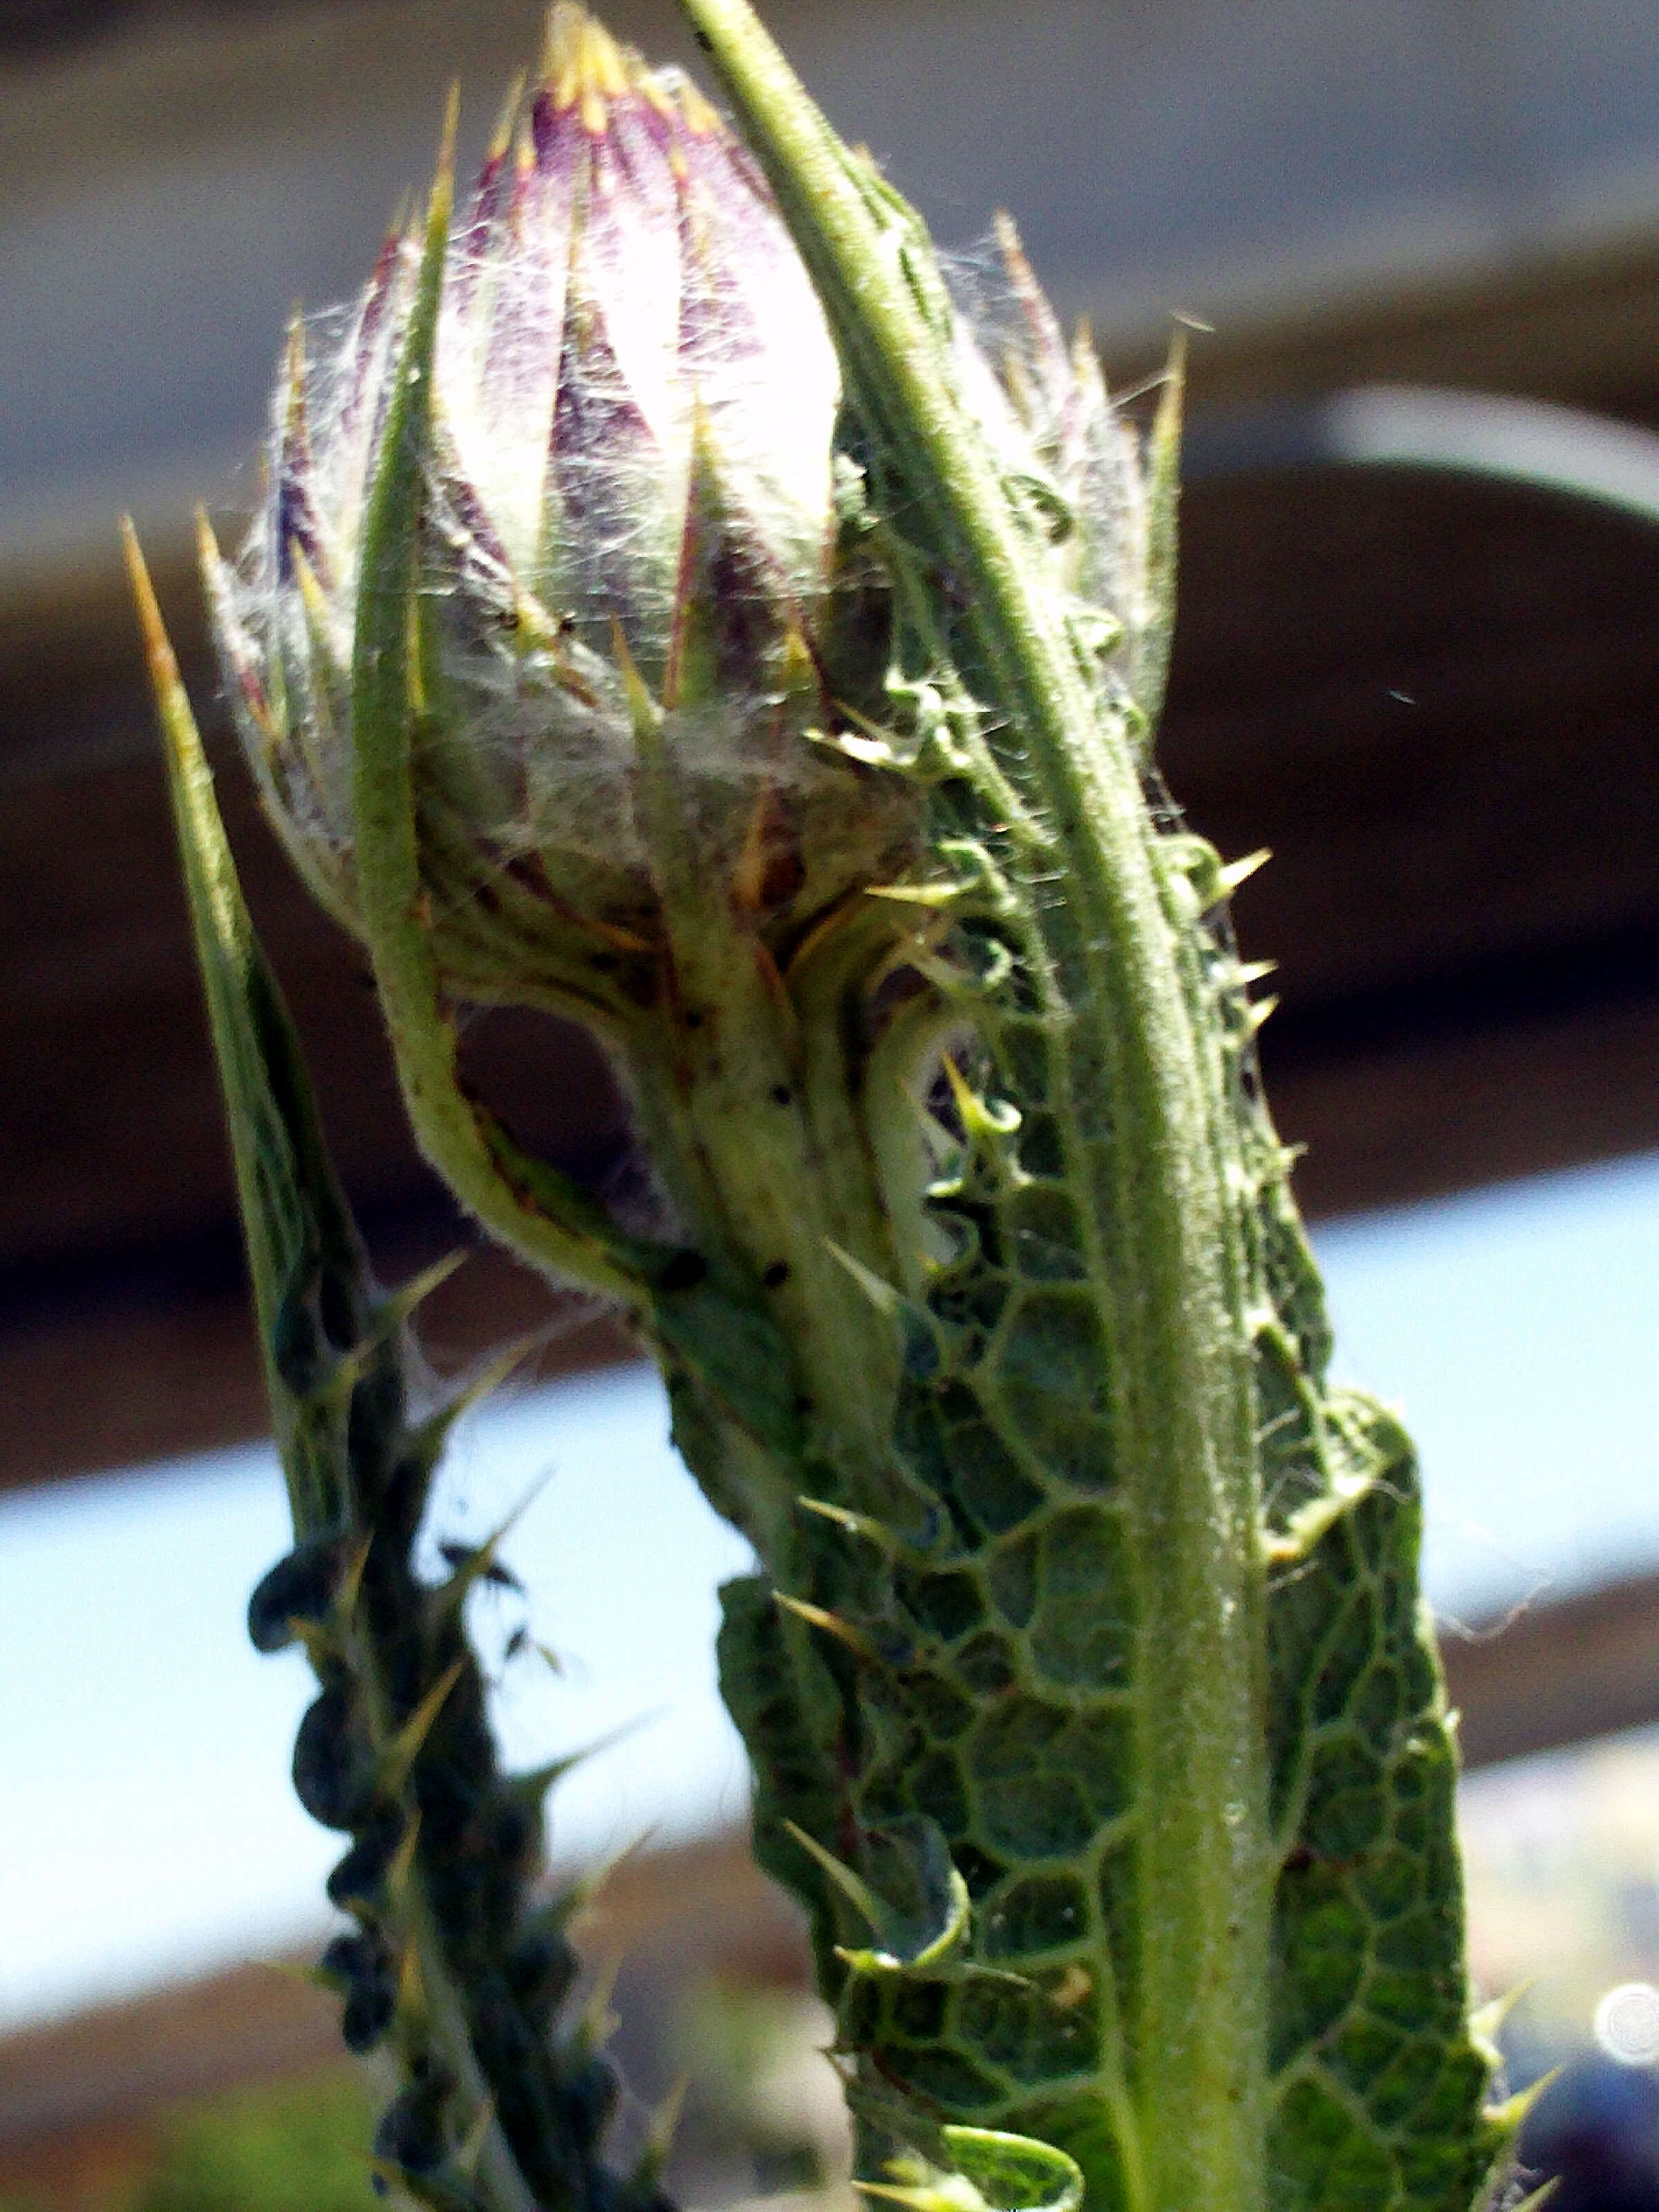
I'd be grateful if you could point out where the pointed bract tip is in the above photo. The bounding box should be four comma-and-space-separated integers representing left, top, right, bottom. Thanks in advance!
782, 1820, 885, 1931
610, 615, 662, 737
380, 1246, 469, 1329
776, 1591, 879, 1662
992, 207, 1035, 290
1505, 2180, 1562, 2212
1470, 1979, 1535, 2057
489, 72, 525, 162
382, 1656, 467, 1788
120, 518, 179, 689
675, 74, 721, 135
291, 539, 332, 630
506, 1714, 652, 1810
1487, 2065, 1563, 2137
386, 1811, 423, 1902
731, 784, 779, 913
941, 1052, 1020, 1143
283, 312, 308, 392
1155, 326, 1188, 436
796, 1494, 897, 1551
455, 2093, 498, 2183
574, 1947, 624, 2051
545, 3, 634, 128
337, 1532, 374, 1621
639, 2073, 689, 2171
940, 1051, 979, 1125
193, 503, 223, 579
823, 1239, 901, 1316
1219, 847, 1271, 895
430, 82, 460, 223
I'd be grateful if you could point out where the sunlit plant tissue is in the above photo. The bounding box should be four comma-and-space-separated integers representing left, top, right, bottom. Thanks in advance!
126, 5, 1544, 2211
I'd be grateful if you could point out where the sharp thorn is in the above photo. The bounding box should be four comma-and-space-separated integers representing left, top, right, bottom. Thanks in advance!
386, 1813, 424, 1906
574, 1950, 624, 2056
1503, 2182, 1562, 2212
776, 1592, 879, 1661
382, 1660, 466, 1791
1219, 848, 1271, 895
377, 1250, 469, 1333
824, 1239, 901, 1316
506, 1712, 657, 1809
1486, 2065, 1563, 2137
632, 2074, 688, 2188
796, 1496, 899, 1553
1470, 1980, 1534, 2057
782, 1821, 885, 1936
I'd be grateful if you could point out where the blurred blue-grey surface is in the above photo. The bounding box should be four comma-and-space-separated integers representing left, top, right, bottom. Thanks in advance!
5, 0, 1659, 554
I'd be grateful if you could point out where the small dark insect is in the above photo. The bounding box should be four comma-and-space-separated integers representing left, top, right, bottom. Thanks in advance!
438, 1540, 523, 1592
374, 2077, 449, 2177
502, 1624, 564, 1674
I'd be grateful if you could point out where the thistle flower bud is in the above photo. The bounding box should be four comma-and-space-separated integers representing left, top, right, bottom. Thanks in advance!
203, 5, 910, 994
203, 6, 1173, 1018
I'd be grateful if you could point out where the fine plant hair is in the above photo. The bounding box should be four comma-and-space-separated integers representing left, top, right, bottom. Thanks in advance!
131, 6, 1552, 2212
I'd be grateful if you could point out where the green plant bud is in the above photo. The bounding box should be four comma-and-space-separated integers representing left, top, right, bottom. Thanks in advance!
326, 1813, 406, 1912
247, 1535, 348, 1653
504, 1910, 581, 2025
341, 1970, 398, 2056
321, 1928, 399, 2054
293, 1685, 378, 1830
203, 3, 921, 993
560, 2055, 619, 2153
375, 2074, 451, 2179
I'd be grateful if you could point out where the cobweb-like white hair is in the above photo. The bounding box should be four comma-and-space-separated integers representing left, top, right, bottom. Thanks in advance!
205, 16, 1163, 985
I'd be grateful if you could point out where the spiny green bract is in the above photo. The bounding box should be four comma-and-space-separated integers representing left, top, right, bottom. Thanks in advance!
133, 522, 671, 2212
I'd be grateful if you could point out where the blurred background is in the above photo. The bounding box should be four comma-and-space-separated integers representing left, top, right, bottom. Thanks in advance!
5, 1, 1659, 2207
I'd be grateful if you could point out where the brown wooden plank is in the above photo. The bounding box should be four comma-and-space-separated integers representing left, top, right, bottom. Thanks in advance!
1445, 1571, 1659, 1773
0, 1830, 809, 2200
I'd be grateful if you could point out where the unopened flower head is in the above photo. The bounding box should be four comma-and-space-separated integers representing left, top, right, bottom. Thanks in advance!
203, 6, 1172, 1005
203, 5, 912, 988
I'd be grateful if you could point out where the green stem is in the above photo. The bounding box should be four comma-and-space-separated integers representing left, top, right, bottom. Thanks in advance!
347, 112, 650, 1311
672, 10, 1268, 2209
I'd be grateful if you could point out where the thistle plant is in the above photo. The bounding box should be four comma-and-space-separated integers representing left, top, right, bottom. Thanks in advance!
132, 6, 1545, 2211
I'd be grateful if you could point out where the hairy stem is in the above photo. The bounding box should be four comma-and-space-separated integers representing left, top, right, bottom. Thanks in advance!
673, 10, 1267, 2206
